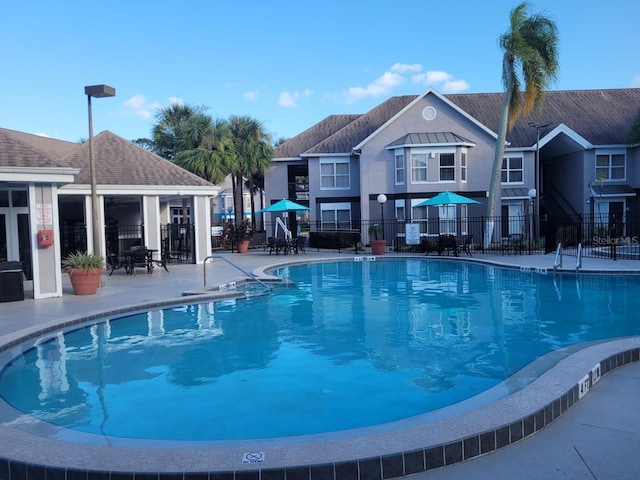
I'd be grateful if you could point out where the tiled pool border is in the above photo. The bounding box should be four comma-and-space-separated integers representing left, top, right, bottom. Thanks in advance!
0, 286, 639, 479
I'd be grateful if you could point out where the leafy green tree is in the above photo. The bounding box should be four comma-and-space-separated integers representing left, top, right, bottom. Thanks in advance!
173, 116, 235, 185
484, 2, 559, 248
151, 103, 204, 161
229, 116, 274, 223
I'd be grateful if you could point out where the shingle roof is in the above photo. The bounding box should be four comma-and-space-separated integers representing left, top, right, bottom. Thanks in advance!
0, 128, 75, 168
276, 88, 640, 157
274, 114, 361, 158
59, 131, 213, 186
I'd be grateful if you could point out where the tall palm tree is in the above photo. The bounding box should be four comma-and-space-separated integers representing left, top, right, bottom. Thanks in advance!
173, 116, 235, 185
229, 116, 274, 223
151, 103, 204, 161
484, 2, 559, 248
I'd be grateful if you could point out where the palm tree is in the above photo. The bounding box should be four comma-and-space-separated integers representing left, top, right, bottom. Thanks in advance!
229, 116, 274, 223
151, 103, 204, 161
173, 116, 235, 185
484, 2, 559, 248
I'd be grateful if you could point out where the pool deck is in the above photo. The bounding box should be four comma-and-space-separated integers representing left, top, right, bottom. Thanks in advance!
1, 250, 639, 479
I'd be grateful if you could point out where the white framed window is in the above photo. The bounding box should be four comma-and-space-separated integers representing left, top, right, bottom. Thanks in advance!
410, 199, 429, 234
320, 159, 350, 189
411, 153, 428, 183
596, 152, 625, 181
395, 153, 405, 185
320, 202, 351, 230
501, 156, 523, 183
439, 153, 455, 182
439, 205, 456, 234
395, 199, 405, 221
460, 204, 469, 234
460, 151, 467, 183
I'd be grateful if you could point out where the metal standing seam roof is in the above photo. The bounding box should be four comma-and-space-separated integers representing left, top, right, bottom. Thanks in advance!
386, 132, 475, 148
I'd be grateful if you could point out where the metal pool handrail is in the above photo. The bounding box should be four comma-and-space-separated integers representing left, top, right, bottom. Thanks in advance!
553, 243, 563, 272
203, 255, 272, 291
576, 243, 583, 273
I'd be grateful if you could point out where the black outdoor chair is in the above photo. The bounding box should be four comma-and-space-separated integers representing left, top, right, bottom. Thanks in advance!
458, 235, 473, 256
291, 236, 306, 254
502, 233, 524, 255
438, 234, 458, 256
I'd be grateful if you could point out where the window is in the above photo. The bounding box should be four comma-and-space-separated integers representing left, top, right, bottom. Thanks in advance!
596, 153, 625, 180
460, 152, 467, 182
320, 203, 351, 230
411, 153, 428, 183
439, 153, 455, 181
411, 201, 429, 234
501, 157, 523, 183
395, 154, 405, 185
320, 160, 350, 189
439, 205, 456, 234
395, 199, 405, 221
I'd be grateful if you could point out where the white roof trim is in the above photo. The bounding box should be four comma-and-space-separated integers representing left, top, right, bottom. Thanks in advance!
300, 152, 352, 158
354, 88, 498, 151
0, 166, 79, 183
542, 123, 592, 149
60, 184, 219, 197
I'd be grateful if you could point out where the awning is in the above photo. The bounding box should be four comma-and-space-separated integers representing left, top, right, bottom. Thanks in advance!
589, 184, 636, 197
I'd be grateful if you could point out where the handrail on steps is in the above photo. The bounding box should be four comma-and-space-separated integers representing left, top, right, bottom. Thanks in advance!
553, 243, 563, 272
203, 255, 272, 291
576, 243, 582, 273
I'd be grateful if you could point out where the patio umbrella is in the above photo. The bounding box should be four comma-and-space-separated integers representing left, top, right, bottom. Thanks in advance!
258, 199, 310, 239
416, 191, 480, 235
415, 191, 480, 207
258, 199, 310, 213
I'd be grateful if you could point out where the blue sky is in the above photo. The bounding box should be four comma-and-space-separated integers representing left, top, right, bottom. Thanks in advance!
1, 0, 638, 145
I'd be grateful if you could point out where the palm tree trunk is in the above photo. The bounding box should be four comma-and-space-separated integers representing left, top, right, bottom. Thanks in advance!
484, 79, 513, 248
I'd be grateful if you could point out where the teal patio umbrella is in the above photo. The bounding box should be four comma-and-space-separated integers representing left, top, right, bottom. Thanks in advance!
258, 199, 310, 213
258, 199, 310, 239
416, 191, 480, 234
415, 191, 480, 207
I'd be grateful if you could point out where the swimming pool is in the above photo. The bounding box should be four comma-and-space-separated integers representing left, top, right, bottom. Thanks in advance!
1, 258, 639, 445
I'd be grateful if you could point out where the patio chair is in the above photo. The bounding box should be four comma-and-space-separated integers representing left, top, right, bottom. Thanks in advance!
292, 236, 306, 254
437, 234, 458, 256
458, 235, 473, 256
502, 233, 524, 255
126, 246, 153, 275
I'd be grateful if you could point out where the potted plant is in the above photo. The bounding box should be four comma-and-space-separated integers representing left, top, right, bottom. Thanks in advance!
62, 251, 104, 295
368, 224, 386, 255
226, 219, 254, 253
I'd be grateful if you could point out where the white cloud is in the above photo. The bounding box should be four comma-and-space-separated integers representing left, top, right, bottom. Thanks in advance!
411, 70, 470, 93
243, 90, 259, 101
390, 62, 423, 73
344, 71, 404, 104
123, 94, 162, 119
632, 75, 640, 88
278, 89, 313, 108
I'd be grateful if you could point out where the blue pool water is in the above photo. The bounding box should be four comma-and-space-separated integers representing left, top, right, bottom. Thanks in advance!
1, 259, 639, 442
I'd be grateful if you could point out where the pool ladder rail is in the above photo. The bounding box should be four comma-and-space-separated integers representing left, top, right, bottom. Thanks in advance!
203, 255, 272, 295
553, 242, 582, 274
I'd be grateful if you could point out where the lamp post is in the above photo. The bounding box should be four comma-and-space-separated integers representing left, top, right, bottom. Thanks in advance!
528, 121, 551, 242
528, 188, 536, 252
85, 85, 116, 256
377, 194, 387, 239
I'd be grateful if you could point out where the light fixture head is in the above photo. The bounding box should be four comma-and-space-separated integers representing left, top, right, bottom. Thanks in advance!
85, 85, 116, 98
377, 193, 387, 204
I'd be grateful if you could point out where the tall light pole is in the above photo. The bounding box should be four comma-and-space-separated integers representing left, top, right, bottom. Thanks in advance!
528, 121, 551, 242
377, 193, 387, 239
85, 85, 116, 256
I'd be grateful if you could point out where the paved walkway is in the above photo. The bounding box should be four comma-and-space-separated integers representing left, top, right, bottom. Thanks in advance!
1, 250, 639, 479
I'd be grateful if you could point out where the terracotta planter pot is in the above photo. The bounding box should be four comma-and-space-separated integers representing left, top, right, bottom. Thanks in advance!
236, 240, 250, 254
68, 268, 103, 295
370, 239, 386, 255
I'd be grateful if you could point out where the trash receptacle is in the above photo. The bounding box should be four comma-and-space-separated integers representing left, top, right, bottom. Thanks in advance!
0, 261, 24, 302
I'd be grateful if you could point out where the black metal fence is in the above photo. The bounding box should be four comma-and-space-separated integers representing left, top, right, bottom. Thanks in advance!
59, 224, 196, 265
249, 213, 640, 260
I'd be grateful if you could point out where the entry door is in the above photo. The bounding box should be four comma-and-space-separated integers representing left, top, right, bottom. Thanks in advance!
0, 208, 32, 279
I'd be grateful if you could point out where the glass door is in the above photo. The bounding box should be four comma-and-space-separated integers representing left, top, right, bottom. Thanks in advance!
0, 208, 32, 279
